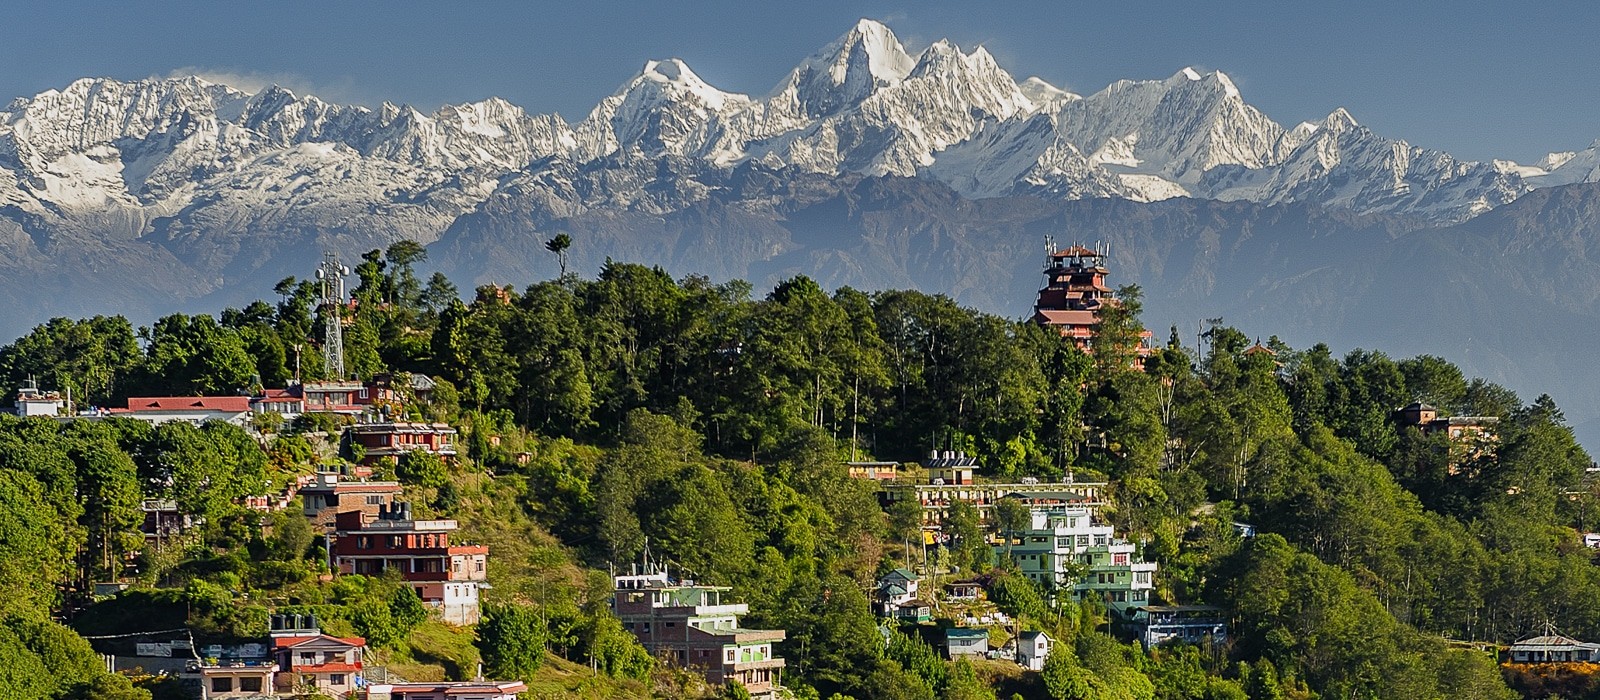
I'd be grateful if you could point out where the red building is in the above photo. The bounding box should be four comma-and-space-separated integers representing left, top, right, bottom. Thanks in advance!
348, 422, 458, 466
331, 505, 487, 624
1030, 244, 1153, 357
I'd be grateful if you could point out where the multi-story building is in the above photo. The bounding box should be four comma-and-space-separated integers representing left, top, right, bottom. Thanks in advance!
348, 421, 458, 466
331, 505, 488, 624
297, 473, 402, 530
613, 566, 786, 698
873, 568, 930, 622
997, 505, 1156, 615
269, 614, 365, 697
881, 473, 1106, 530
1135, 605, 1228, 648
1030, 244, 1153, 357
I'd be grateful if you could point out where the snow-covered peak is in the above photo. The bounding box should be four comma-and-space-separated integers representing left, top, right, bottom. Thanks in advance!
1321, 107, 1359, 131
766, 18, 915, 121
844, 19, 916, 83
1019, 77, 1078, 111
635, 59, 746, 111
1539, 151, 1577, 171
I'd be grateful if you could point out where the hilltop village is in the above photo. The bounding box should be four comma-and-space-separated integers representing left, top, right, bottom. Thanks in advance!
0, 243, 1595, 700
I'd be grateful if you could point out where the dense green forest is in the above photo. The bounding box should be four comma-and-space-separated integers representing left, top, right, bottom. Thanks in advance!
0, 242, 1595, 700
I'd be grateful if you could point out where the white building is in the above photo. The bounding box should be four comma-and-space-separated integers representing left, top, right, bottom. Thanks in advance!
13, 380, 67, 417
997, 505, 1156, 615
1016, 630, 1052, 671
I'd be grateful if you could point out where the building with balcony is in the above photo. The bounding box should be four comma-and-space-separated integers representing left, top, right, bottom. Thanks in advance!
613, 566, 786, 699
1134, 605, 1228, 648
997, 505, 1156, 616
348, 422, 458, 466
331, 504, 488, 624
881, 476, 1105, 531
269, 614, 364, 697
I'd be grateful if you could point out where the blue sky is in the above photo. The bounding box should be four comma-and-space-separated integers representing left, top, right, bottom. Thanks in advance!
6, 0, 1596, 163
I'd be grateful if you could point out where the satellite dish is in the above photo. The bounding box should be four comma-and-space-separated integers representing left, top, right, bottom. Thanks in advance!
315, 269, 324, 279
340, 266, 350, 275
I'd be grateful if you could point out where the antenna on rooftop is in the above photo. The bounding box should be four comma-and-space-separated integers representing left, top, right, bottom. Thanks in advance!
316, 252, 349, 380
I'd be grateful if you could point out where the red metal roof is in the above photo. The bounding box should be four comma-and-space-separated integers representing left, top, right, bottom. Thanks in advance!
118, 396, 252, 412
272, 633, 366, 649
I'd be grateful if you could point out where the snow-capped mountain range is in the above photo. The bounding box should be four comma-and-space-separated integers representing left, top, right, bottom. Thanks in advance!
3, 17, 1593, 257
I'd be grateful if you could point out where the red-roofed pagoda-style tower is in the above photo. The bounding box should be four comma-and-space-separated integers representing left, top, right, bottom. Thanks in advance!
1030, 242, 1152, 355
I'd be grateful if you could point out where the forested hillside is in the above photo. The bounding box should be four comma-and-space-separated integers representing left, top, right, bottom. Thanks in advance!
0, 243, 1593, 699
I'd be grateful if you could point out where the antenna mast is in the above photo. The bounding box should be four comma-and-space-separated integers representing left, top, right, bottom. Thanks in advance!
316, 252, 350, 380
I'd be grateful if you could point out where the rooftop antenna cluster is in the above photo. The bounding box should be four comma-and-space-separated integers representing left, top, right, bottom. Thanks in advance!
316, 252, 350, 380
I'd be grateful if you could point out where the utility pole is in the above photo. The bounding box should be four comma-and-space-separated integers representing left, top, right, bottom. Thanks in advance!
316, 253, 349, 380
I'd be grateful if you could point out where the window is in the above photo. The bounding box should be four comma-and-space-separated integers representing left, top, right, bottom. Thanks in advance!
240, 677, 262, 692
727, 648, 737, 662
211, 677, 233, 692
358, 536, 372, 549
330, 673, 346, 684
366, 495, 384, 505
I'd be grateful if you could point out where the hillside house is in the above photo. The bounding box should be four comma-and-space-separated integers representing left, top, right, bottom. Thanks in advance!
297, 473, 402, 530
944, 628, 989, 659
997, 505, 1156, 615
348, 421, 458, 466
1016, 630, 1052, 671
945, 580, 983, 601
331, 504, 488, 624
1508, 627, 1600, 664
613, 566, 786, 699
269, 614, 365, 697
1136, 605, 1228, 647
12, 380, 66, 417
874, 568, 931, 622
194, 658, 277, 699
